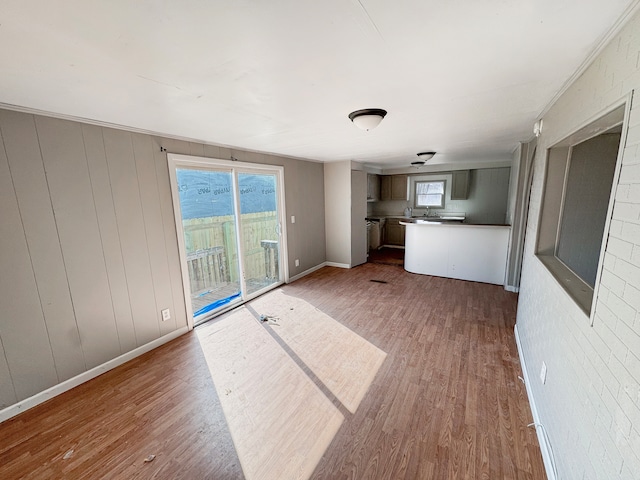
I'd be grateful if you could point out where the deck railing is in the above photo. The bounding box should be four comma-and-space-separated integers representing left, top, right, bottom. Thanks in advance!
182, 211, 279, 295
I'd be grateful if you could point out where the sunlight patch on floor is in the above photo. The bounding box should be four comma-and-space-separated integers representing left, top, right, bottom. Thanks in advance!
250, 289, 387, 413
196, 307, 344, 480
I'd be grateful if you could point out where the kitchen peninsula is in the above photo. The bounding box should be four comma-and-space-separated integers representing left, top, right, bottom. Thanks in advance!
400, 220, 510, 285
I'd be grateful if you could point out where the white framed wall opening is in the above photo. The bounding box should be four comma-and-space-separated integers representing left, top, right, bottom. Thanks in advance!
535, 97, 630, 318
168, 154, 288, 327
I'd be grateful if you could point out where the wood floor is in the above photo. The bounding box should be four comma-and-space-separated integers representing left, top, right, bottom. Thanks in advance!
0, 261, 546, 479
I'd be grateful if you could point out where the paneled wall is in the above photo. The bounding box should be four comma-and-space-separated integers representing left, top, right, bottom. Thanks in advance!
0, 109, 326, 410
516, 10, 640, 480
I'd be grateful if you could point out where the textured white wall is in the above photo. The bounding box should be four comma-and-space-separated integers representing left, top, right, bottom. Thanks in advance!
516, 11, 640, 480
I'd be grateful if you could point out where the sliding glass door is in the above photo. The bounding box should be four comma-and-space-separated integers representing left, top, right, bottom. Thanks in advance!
237, 172, 281, 296
168, 155, 287, 326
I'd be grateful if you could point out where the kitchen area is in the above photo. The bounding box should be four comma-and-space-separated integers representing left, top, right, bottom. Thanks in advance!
365, 167, 513, 286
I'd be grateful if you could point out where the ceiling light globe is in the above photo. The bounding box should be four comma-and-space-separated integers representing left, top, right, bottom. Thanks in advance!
348, 108, 387, 131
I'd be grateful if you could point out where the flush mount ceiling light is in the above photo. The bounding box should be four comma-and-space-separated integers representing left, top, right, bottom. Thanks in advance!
411, 151, 436, 166
417, 151, 436, 161
348, 108, 387, 131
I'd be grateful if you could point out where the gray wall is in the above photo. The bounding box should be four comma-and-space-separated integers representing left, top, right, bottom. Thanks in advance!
0, 108, 326, 409
516, 9, 640, 480
370, 167, 511, 225
557, 132, 621, 287
324, 161, 351, 265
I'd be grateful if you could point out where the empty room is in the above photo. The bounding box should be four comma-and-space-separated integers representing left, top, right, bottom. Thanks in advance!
1, 1, 640, 479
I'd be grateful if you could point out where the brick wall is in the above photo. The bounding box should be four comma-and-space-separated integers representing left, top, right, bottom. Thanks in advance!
517, 10, 640, 480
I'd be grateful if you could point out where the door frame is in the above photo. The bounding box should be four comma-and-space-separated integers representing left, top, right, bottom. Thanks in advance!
167, 153, 289, 329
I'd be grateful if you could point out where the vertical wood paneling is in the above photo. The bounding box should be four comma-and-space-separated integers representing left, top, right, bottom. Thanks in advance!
0, 107, 327, 411
102, 128, 160, 346
82, 124, 137, 353
151, 138, 186, 331
0, 138, 19, 408
0, 113, 59, 398
0, 336, 16, 409
157, 137, 203, 325
189, 142, 205, 157
131, 134, 176, 335
35, 117, 121, 368
203, 144, 221, 158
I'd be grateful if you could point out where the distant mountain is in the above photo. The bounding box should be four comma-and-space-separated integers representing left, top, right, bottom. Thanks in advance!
176, 169, 277, 220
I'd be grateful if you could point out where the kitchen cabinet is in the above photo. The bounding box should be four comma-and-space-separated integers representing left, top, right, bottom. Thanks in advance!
380, 175, 408, 201
451, 170, 470, 200
383, 218, 405, 246
367, 174, 380, 201
380, 175, 391, 200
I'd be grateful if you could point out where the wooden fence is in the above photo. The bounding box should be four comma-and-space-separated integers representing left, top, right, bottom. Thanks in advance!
182, 211, 279, 295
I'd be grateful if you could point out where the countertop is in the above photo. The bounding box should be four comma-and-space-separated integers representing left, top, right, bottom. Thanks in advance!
400, 220, 510, 227
367, 215, 509, 227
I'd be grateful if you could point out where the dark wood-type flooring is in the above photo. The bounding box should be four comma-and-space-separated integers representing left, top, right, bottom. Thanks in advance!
0, 261, 545, 479
367, 247, 405, 267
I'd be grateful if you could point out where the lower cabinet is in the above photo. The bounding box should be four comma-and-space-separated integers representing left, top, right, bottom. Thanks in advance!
383, 218, 405, 246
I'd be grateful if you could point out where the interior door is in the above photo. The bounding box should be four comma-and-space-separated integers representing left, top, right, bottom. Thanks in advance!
169, 155, 287, 326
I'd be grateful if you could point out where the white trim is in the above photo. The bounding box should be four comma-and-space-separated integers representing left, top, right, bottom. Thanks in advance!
504, 285, 520, 293
537, 0, 640, 120
325, 262, 350, 269
514, 324, 557, 480
0, 327, 189, 423
288, 262, 329, 283
589, 92, 633, 325
167, 154, 290, 327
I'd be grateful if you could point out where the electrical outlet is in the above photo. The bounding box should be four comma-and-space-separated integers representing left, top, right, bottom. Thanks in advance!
161, 309, 171, 322
291, 215, 296, 224
540, 361, 547, 384
295, 259, 300, 267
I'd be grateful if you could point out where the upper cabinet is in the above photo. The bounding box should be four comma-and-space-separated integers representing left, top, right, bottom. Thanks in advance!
380, 174, 408, 201
367, 174, 380, 202
451, 170, 470, 200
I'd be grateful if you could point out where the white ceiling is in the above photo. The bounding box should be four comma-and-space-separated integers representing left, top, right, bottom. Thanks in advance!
0, 0, 637, 168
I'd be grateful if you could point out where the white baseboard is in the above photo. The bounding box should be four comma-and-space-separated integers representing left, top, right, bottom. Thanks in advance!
504, 285, 520, 293
288, 262, 329, 282
0, 326, 189, 423
324, 262, 350, 269
514, 324, 557, 480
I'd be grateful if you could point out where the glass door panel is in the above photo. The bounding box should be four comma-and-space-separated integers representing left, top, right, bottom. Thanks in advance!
176, 168, 242, 320
237, 172, 281, 296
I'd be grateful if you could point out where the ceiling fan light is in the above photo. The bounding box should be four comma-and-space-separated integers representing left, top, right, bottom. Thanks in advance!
348, 108, 387, 131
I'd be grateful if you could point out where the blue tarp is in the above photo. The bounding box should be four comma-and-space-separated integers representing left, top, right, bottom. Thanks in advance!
176, 169, 276, 220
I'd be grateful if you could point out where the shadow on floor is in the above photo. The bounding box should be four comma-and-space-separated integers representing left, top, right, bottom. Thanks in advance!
367, 247, 404, 266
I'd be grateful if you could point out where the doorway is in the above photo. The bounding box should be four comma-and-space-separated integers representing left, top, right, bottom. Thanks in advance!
168, 154, 287, 327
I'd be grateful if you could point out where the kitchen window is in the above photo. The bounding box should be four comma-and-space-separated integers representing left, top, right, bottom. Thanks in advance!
415, 180, 445, 208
